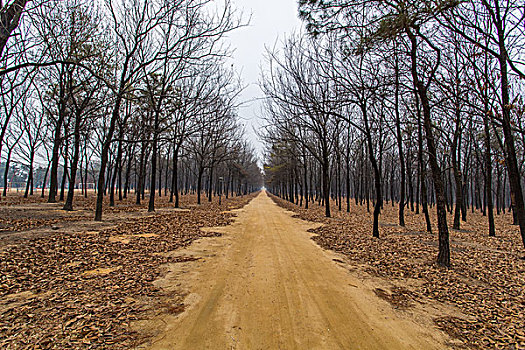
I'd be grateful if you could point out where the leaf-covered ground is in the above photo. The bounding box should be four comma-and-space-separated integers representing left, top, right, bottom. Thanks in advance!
0, 191, 195, 234
270, 194, 525, 350
0, 192, 258, 349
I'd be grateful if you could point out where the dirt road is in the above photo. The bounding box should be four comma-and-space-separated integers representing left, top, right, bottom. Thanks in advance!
144, 191, 448, 349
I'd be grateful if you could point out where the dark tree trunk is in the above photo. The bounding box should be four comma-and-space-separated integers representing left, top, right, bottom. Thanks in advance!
414, 71, 431, 234
48, 130, 62, 203
494, 15, 525, 247
59, 142, 68, 202
136, 143, 146, 205
158, 153, 162, 197
225, 168, 231, 199
345, 140, 351, 213
41, 163, 50, 198
95, 97, 122, 221
362, 104, 381, 238
483, 103, 495, 237
118, 149, 123, 201
336, 152, 342, 211
24, 152, 34, 198
304, 154, 309, 209
164, 146, 170, 197
170, 143, 181, 208
63, 114, 82, 211
197, 167, 204, 205
2, 152, 11, 196
394, 54, 405, 226
48, 65, 67, 204
451, 128, 463, 230
322, 152, 331, 218
148, 121, 159, 212
408, 29, 449, 266
208, 165, 214, 202
123, 142, 134, 199
407, 156, 415, 213
110, 133, 124, 207
83, 143, 88, 198
0, 0, 29, 57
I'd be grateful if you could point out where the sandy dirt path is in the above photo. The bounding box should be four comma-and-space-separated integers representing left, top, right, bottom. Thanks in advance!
145, 191, 448, 349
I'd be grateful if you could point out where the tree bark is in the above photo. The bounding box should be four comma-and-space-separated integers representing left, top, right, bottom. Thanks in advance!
0, 0, 29, 57
197, 166, 204, 205
407, 28, 449, 266
48, 65, 67, 203
362, 104, 381, 238
394, 53, 405, 226
95, 97, 121, 221
24, 151, 34, 198
322, 149, 331, 218
63, 113, 82, 211
483, 98, 495, 237
494, 13, 525, 247
41, 163, 50, 198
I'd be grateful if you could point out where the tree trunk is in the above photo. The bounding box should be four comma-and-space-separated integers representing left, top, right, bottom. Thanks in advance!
394, 54, 406, 226
48, 65, 67, 203
24, 152, 34, 198
83, 144, 89, 198
208, 165, 214, 202
63, 114, 82, 211
304, 154, 309, 209
170, 143, 181, 208
408, 29, 449, 266
495, 17, 525, 247
41, 163, 50, 198
59, 143, 68, 201
362, 104, 381, 238
148, 122, 159, 212
346, 156, 350, 213
322, 152, 331, 218
483, 104, 495, 237
197, 167, 204, 205
95, 97, 121, 221
0, 0, 29, 57
451, 131, 463, 230
136, 143, 146, 205
2, 152, 11, 196
110, 133, 123, 207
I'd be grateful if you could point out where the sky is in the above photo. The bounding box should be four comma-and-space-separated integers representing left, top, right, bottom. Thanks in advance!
226, 0, 303, 161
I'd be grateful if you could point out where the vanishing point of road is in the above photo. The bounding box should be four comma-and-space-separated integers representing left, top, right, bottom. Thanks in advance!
145, 191, 448, 349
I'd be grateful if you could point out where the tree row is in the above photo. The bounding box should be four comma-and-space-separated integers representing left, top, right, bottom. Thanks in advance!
0, 0, 262, 220
262, 0, 525, 267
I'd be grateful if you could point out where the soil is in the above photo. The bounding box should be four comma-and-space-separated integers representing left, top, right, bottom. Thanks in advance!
269, 194, 525, 349
0, 192, 257, 349
138, 191, 452, 349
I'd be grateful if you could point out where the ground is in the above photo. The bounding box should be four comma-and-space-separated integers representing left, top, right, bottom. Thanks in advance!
1, 190, 523, 349
270, 194, 525, 349
0, 191, 256, 349
139, 191, 451, 349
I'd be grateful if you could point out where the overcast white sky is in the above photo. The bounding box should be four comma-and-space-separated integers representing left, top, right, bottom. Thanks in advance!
226, 0, 302, 160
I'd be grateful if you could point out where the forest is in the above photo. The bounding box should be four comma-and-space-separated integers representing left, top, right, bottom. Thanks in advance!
1, 0, 524, 349
262, 0, 525, 267
0, 0, 262, 220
